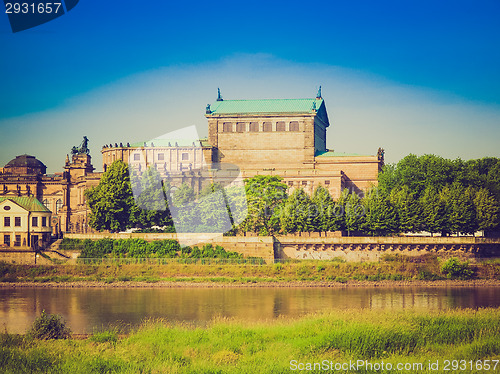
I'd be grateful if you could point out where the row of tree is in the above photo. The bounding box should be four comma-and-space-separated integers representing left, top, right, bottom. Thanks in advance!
85, 156, 500, 236
238, 176, 499, 236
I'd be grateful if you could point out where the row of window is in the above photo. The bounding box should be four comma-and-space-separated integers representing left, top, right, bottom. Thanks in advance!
3, 234, 22, 247
132, 153, 191, 161
287, 180, 331, 187
2, 216, 47, 227
222, 121, 300, 133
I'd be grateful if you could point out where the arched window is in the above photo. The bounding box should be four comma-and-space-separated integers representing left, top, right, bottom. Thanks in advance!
55, 199, 63, 214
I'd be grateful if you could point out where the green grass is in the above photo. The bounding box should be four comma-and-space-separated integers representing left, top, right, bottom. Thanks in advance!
1, 309, 499, 373
1, 254, 499, 284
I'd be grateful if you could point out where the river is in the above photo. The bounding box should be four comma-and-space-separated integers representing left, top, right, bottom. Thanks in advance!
1, 286, 499, 334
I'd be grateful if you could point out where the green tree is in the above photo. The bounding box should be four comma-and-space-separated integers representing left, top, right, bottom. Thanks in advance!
311, 185, 338, 232
377, 164, 399, 196
343, 190, 365, 236
362, 190, 399, 236
239, 175, 288, 235
447, 183, 476, 235
473, 187, 500, 232
420, 186, 447, 236
281, 188, 315, 233
172, 183, 196, 206
390, 185, 422, 233
129, 167, 173, 229
85, 160, 136, 232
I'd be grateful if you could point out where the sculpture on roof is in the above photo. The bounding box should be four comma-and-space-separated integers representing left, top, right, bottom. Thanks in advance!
217, 88, 223, 101
377, 147, 385, 166
316, 86, 322, 99
71, 136, 90, 156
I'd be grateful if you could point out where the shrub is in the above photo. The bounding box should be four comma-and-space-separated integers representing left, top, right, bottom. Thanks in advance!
441, 258, 474, 280
27, 310, 71, 340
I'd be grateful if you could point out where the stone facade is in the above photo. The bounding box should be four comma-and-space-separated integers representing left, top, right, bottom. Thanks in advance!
0, 92, 382, 234
102, 93, 382, 199
0, 153, 101, 236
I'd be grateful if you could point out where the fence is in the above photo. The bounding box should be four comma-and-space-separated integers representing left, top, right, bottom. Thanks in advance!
75, 257, 268, 265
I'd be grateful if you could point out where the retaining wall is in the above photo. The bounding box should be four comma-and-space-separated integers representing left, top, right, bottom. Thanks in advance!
275, 235, 500, 261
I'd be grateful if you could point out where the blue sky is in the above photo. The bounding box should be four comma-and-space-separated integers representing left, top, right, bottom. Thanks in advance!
1, 0, 499, 172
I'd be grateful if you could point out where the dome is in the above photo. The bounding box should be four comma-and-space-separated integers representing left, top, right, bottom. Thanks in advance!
4, 154, 47, 175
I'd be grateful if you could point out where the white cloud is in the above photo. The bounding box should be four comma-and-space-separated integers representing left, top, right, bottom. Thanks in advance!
1, 54, 499, 172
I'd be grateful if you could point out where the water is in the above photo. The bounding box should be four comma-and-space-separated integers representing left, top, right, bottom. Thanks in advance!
1, 286, 499, 334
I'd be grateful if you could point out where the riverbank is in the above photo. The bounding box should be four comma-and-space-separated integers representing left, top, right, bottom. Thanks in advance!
2, 308, 500, 374
2, 279, 500, 288
1, 255, 499, 286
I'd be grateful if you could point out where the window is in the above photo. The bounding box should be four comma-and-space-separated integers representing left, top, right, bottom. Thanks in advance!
3, 235, 10, 247
15, 217, 21, 226
42, 199, 49, 209
133, 153, 141, 161
223, 122, 233, 132
14, 235, 21, 247
290, 121, 299, 131
325, 180, 330, 185
42, 217, 47, 227
288, 181, 293, 186
3, 206, 11, 211
236, 122, 246, 132
182, 153, 189, 161
302, 181, 308, 186
56, 199, 63, 214
4, 217, 10, 227
276, 121, 286, 131
32, 217, 38, 227
158, 153, 164, 161
263, 122, 272, 132
249, 122, 259, 132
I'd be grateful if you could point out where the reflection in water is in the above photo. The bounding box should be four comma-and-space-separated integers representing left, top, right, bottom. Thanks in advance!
0, 286, 499, 334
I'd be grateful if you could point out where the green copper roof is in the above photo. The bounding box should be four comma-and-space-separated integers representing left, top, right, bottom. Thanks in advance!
315, 151, 369, 157
209, 98, 324, 115
0, 197, 51, 213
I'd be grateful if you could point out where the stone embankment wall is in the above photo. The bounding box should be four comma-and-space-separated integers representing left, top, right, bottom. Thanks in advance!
275, 234, 500, 261
1, 233, 499, 265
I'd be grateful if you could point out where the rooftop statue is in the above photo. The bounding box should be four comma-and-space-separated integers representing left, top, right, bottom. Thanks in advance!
71, 136, 90, 156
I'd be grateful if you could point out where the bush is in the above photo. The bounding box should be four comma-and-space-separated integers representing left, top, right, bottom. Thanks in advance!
441, 258, 474, 280
27, 310, 71, 340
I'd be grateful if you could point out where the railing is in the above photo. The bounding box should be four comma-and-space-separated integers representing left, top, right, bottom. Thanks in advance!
76, 257, 269, 265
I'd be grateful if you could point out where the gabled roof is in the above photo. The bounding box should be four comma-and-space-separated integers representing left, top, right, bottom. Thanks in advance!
0, 197, 51, 213
208, 98, 324, 115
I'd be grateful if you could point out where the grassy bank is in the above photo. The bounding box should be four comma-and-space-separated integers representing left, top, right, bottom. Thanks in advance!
1, 308, 500, 373
1, 255, 499, 284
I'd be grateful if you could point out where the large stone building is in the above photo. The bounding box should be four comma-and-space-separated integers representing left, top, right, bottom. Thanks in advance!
0, 91, 382, 236
103, 90, 383, 197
